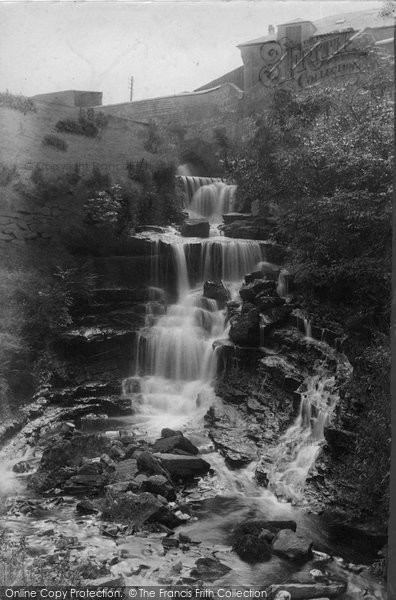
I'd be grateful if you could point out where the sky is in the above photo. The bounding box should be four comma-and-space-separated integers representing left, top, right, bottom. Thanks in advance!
0, 0, 384, 105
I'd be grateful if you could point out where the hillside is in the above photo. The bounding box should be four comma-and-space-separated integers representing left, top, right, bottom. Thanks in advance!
0, 100, 152, 181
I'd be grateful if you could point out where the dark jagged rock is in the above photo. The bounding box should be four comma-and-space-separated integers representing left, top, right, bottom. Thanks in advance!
13, 460, 33, 473
62, 459, 115, 496
181, 219, 210, 238
272, 529, 314, 562
229, 304, 260, 347
220, 220, 272, 241
190, 557, 231, 582
162, 537, 180, 550
153, 433, 199, 456
155, 454, 211, 480
141, 475, 176, 500
244, 270, 264, 284
239, 279, 277, 302
76, 499, 98, 515
40, 434, 113, 470
222, 213, 252, 224
136, 451, 170, 478
161, 428, 182, 438
115, 459, 139, 481
209, 429, 257, 468
324, 426, 357, 454
259, 356, 303, 391
233, 533, 273, 562
101, 490, 182, 528
234, 520, 297, 537
203, 281, 231, 309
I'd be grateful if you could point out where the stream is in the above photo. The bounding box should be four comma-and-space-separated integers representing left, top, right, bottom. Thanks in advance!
0, 177, 386, 598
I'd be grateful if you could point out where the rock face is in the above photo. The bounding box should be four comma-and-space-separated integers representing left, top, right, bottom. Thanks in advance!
155, 454, 211, 480
229, 303, 260, 346
203, 280, 231, 309
181, 219, 210, 238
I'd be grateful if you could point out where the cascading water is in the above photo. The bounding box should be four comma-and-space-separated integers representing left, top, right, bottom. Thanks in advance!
189, 182, 237, 222
179, 175, 237, 225
267, 366, 339, 502
130, 232, 266, 436
178, 175, 223, 205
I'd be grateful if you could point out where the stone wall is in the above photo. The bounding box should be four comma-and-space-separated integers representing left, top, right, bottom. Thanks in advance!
0, 189, 83, 244
95, 83, 244, 125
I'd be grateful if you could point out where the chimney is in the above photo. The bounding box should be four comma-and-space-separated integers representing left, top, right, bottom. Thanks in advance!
268, 24, 275, 35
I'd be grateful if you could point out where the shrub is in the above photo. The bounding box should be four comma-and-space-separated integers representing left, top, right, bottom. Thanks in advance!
55, 108, 109, 138
42, 134, 68, 151
0, 91, 36, 113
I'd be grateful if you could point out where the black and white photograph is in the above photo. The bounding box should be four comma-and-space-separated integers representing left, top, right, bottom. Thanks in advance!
0, 1, 393, 598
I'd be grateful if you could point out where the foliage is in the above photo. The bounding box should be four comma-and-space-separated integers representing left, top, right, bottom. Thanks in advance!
55, 108, 109, 138
42, 134, 68, 151
0, 91, 36, 113
0, 532, 87, 585
343, 340, 391, 523
228, 48, 393, 337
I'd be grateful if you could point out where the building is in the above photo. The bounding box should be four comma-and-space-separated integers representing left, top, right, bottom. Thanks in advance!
31, 90, 103, 108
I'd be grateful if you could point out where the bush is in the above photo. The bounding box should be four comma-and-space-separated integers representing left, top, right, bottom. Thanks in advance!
55, 108, 109, 138
0, 91, 36, 113
42, 134, 68, 151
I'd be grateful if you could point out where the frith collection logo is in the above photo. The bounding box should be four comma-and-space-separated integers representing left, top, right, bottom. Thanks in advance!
259, 30, 367, 89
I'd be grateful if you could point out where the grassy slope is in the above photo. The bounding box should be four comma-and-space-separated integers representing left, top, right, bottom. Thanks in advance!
0, 101, 152, 181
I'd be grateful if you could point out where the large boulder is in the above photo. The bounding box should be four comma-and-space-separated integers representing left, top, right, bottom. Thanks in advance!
272, 529, 314, 562
232, 520, 296, 564
155, 454, 211, 480
141, 474, 176, 500
222, 213, 252, 224
203, 281, 231, 309
209, 428, 257, 468
181, 219, 210, 238
233, 532, 273, 562
153, 433, 199, 456
136, 451, 170, 478
101, 490, 181, 528
190, 557, 231, 582
229, 303, 260, 346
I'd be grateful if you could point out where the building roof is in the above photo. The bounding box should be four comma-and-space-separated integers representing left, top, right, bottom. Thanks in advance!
238, 8, 394, 47
238, 33, 277, 48
313, 8, 394, 36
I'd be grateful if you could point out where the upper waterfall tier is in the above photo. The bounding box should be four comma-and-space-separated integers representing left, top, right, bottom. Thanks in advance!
179, 175, 237, 223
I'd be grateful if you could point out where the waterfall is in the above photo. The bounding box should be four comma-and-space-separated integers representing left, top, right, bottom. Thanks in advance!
179, 175, 222, 204
267, 367, 339, 502
304, 317, 312, 340
189, 182, 237, 222
200, 239, 264, 282
171, 243, 190, 299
